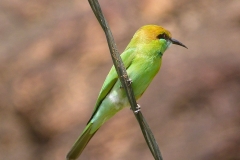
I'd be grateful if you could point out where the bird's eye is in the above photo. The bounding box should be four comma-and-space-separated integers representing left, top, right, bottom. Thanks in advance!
157, 33, 168, 40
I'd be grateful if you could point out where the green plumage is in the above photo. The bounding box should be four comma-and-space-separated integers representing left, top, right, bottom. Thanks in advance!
67, 25, 187, 160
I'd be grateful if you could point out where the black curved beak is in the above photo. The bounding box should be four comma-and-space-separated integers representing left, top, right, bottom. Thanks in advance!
171, 38, 188, 49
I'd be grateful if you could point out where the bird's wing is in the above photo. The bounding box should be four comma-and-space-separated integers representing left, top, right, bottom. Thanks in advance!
87, 48, 136, 123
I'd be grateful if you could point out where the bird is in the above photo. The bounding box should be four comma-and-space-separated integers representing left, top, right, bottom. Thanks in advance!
67, 25, 187, 160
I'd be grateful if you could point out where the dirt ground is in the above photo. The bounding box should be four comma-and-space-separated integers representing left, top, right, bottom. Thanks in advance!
0, 0, 240, 160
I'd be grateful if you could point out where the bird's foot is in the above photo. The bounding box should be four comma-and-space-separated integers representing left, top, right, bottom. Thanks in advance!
119, 79, 132, 88
127, 78, 132, 86
134, 104, 141, 114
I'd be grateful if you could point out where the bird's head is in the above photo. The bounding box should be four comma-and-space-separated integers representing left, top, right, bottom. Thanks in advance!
128, 25, 187, 54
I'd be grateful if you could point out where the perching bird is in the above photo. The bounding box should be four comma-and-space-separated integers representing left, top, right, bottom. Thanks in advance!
67, 25, 187, 160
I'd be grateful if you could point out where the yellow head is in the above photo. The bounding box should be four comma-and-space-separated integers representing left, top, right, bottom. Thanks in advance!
128, 25, 187, 50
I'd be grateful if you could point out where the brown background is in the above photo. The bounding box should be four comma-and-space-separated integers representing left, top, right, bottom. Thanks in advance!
1, 0, 240, 160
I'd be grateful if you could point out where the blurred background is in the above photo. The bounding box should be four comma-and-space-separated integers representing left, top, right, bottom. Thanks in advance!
1, 0, 240, 159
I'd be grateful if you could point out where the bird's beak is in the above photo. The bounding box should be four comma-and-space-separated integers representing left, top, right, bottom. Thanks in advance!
171, 38, 188, 49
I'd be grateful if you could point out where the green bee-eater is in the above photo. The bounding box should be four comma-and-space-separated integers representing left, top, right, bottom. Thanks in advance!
67, 25, 187, 160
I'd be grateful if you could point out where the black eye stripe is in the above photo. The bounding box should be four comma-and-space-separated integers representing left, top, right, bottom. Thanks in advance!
157, 33, 168, 40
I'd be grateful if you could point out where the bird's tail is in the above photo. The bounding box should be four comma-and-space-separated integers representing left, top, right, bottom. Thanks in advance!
67, 122, 97, 160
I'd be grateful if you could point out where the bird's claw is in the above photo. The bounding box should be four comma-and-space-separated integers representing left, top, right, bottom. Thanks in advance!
120, 78, 132, 88
120, 79, 132, 88
134, 104, 141, 114
127, 79, 132, 86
